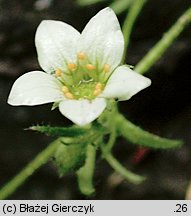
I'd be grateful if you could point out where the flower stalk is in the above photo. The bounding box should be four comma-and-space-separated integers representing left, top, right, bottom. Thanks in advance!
135, 7, 191, 74
77, 144, 97, 196
122, 0, 147, 63
103, 153, 145, 184
102, 102, 118, 154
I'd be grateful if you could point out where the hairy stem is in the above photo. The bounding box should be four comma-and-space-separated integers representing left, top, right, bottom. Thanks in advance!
122, 0, 147, 62
104, 102, 118, 153
104, 153, 145, 184
0, 139, 60, 200
135, 7, 191, 74
77, 144, 97, 196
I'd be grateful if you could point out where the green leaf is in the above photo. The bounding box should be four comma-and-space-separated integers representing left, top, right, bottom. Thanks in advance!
54, 142, 87, 176
53, 124, 104, 176
116, 113, 183, 149
76, 0, 108, 6
110, 0, 132, 15
29, 125, 88, 137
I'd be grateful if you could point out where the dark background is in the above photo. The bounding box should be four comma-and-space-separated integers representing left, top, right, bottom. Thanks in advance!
0, 0, 191, 199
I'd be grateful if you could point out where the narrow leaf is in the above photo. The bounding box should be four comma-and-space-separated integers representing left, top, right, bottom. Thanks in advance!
104, 153, 145, 184
116, 113, 183, 149
29, 125, 88, 137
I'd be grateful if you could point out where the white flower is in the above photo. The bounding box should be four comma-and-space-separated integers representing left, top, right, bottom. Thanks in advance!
8, 7, 151, 126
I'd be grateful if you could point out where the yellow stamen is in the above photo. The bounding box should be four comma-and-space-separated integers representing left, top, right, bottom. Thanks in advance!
93, 88, 102, 97
103, 64, 110, 73
86, 64, 96, 71
77, 52, 86, 60
67, 63, 77, 71
95, 82, 102, 90
62, 86, 69, 93
55, 68, 62, 77
65, 92, 74, 99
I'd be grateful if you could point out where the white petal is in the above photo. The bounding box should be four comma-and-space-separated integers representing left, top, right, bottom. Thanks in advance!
79, 7, 124, 72
8, 71, 64, 106
59, 98, 106, 126
35, 20, 80, 73
101, 66, 151, 101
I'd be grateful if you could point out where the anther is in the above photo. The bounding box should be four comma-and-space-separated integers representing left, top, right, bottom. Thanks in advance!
103, 64, 110, 73
77, 52, 86, 60
67, 63, 77, 71
62, 86, 69, 93
55, 68, 62, 77
93, 88, 102, 97
65, 92, 74, 99
86, 64, 96, 71
95, 82, 102, 90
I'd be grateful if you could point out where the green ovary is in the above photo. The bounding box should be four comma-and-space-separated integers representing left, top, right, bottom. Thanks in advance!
70, 81, 101, 100
55, 53, 110, 100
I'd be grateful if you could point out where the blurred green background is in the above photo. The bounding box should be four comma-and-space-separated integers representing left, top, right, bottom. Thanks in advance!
0, 0, 191, 199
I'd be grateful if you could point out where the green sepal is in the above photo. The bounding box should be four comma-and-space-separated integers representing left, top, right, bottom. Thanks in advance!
54, 141, 88, 176
29, 125, 88, 137
51, 102, 59, 110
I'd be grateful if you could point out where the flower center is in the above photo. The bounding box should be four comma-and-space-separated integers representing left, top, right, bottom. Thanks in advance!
54, 52, 110, 100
